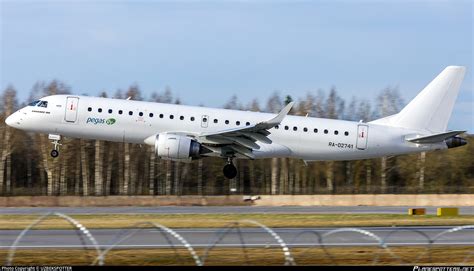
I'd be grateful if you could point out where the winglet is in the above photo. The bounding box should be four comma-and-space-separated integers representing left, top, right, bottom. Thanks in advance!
266, 102, 294, 126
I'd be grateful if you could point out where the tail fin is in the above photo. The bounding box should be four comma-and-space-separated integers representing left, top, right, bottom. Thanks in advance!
371, 66, 466, 132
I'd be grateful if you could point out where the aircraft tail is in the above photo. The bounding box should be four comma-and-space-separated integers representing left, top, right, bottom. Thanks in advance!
371, 66, 466, 132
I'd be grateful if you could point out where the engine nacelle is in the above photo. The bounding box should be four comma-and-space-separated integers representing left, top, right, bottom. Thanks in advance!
155, 133, 202, 162
445, 136, 467, 149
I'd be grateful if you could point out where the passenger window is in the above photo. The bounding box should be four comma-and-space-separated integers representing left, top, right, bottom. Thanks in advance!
324, 129, 328, 134
214, 119, 218, 123
159, 114, 164, 118
180, 116, 184, 120
284, 126, 289, 130
334, 130, 339, 135
129, 111, 133, 116
246, 122, 250, 126
139, 112, 143, 117
293, 126, 297, 131
98, 108, 102, 113
275, 125, 279, 129
344, 131, 349, 136
236, 121, 240, 125
314, 128, 318, 133
88, 107, 92, 112
149, 113, 154, 117
225, 120, 229, 124
202, 117, 207, 122
119, 110, 123, 115
303, 127, 308, 132
108, 109, 113, 114
191, 117, 195, 121
170, 115, 174, 119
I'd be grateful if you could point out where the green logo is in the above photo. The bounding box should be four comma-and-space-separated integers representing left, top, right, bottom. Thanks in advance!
106, 118, 116, 125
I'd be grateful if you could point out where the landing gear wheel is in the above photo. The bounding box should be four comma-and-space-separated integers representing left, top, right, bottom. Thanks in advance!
223, 163, 237, 179
50, 149, 59, 158
48, 134, 61, 158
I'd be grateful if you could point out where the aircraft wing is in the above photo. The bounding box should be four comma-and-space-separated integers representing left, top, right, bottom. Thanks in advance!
195, 102, 295, 159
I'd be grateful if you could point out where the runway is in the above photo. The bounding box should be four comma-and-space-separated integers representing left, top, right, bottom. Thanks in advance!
1, 226, 473, 249
2, 206, 474, 215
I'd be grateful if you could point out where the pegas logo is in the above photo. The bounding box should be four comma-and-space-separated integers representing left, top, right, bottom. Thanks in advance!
106, 118, 116, 125
86, 117, 116, 125
86, 117, 105, 124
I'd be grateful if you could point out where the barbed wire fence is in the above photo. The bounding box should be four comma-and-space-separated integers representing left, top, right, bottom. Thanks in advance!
3, 212, 474, 266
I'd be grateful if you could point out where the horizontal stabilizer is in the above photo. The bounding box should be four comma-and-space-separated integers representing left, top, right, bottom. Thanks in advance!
405, 130, 466, 144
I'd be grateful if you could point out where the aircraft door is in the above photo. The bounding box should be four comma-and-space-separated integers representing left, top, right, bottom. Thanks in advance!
65, 97, 79, 123
201, 115, 209, 128
356, 124, 368, 150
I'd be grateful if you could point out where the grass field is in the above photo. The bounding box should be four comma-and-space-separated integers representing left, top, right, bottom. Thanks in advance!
1, 213, 474, 230
2, 246, 473, 266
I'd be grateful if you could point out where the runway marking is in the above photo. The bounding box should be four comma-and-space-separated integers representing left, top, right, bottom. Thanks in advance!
1, 241, 473, 249
148, 227, 474, 233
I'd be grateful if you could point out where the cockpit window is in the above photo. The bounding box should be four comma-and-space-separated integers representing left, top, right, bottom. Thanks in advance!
28, 100, 41, 106
27, 100, 48, 108
38, 101, 48, 108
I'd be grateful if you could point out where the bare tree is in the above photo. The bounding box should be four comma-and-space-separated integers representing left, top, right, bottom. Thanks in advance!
94, 140, 103, 195
149, 146, 155, 195
197, 159, 204, 196
0, 86, 17, 195
80, 139, 89, 196
266, 92, 282, 195
123, 143, 130, 195
59, 138, 68, 195
223, 95, 242, 110
418, 152, 426, 190
105, 143, 114, 196
165, 160, 172, 195
375, 87, 404, 192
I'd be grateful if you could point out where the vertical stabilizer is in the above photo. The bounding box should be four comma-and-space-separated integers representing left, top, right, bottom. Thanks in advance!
381, 66, 466, 132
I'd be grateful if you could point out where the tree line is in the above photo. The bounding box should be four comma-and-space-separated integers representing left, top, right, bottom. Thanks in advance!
0, 80, 472, 196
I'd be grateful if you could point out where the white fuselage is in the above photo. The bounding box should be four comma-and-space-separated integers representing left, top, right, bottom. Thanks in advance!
6, 95, 446, 161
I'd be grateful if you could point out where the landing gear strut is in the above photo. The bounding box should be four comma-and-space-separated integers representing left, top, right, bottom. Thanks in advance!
223, 157, 237, 179
49, 134, 61, 158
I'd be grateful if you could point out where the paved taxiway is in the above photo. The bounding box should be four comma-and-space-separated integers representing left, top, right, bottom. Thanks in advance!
2, 206, 473, 215
1, 226, 473, 249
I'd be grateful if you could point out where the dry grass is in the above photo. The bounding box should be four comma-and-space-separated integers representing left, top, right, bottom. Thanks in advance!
1, 213, 473, 230
2, 246, 473, 266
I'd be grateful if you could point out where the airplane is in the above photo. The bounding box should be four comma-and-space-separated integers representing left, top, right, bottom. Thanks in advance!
5, 66, 468, 179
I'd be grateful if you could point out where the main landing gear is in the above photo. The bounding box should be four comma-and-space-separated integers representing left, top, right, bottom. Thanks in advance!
49, 134, 61, 158
223, 157, 237, 179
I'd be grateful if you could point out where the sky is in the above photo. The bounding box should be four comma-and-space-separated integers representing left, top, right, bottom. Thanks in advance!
1, 0, 472, 131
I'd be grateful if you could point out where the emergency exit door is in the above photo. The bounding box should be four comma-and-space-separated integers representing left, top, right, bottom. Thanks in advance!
65, 97, 79, 123
356, 124, 368, 150
201, 115, 209, 128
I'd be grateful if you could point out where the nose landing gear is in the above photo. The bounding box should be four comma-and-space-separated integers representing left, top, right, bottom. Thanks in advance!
223, 157, 237, 179
50, 149, 59, 158
48, 134, 61, 158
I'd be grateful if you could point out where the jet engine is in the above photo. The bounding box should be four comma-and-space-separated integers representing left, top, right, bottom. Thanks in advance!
155, 133, 202, 162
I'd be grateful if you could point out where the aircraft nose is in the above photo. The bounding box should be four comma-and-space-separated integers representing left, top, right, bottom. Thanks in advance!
5, 113, 17, 127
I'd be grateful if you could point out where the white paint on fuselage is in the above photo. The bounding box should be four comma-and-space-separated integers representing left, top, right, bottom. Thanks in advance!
6, 94, 446, 161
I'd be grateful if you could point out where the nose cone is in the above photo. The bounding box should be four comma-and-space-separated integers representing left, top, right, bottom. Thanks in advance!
5, 113, 17, 128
